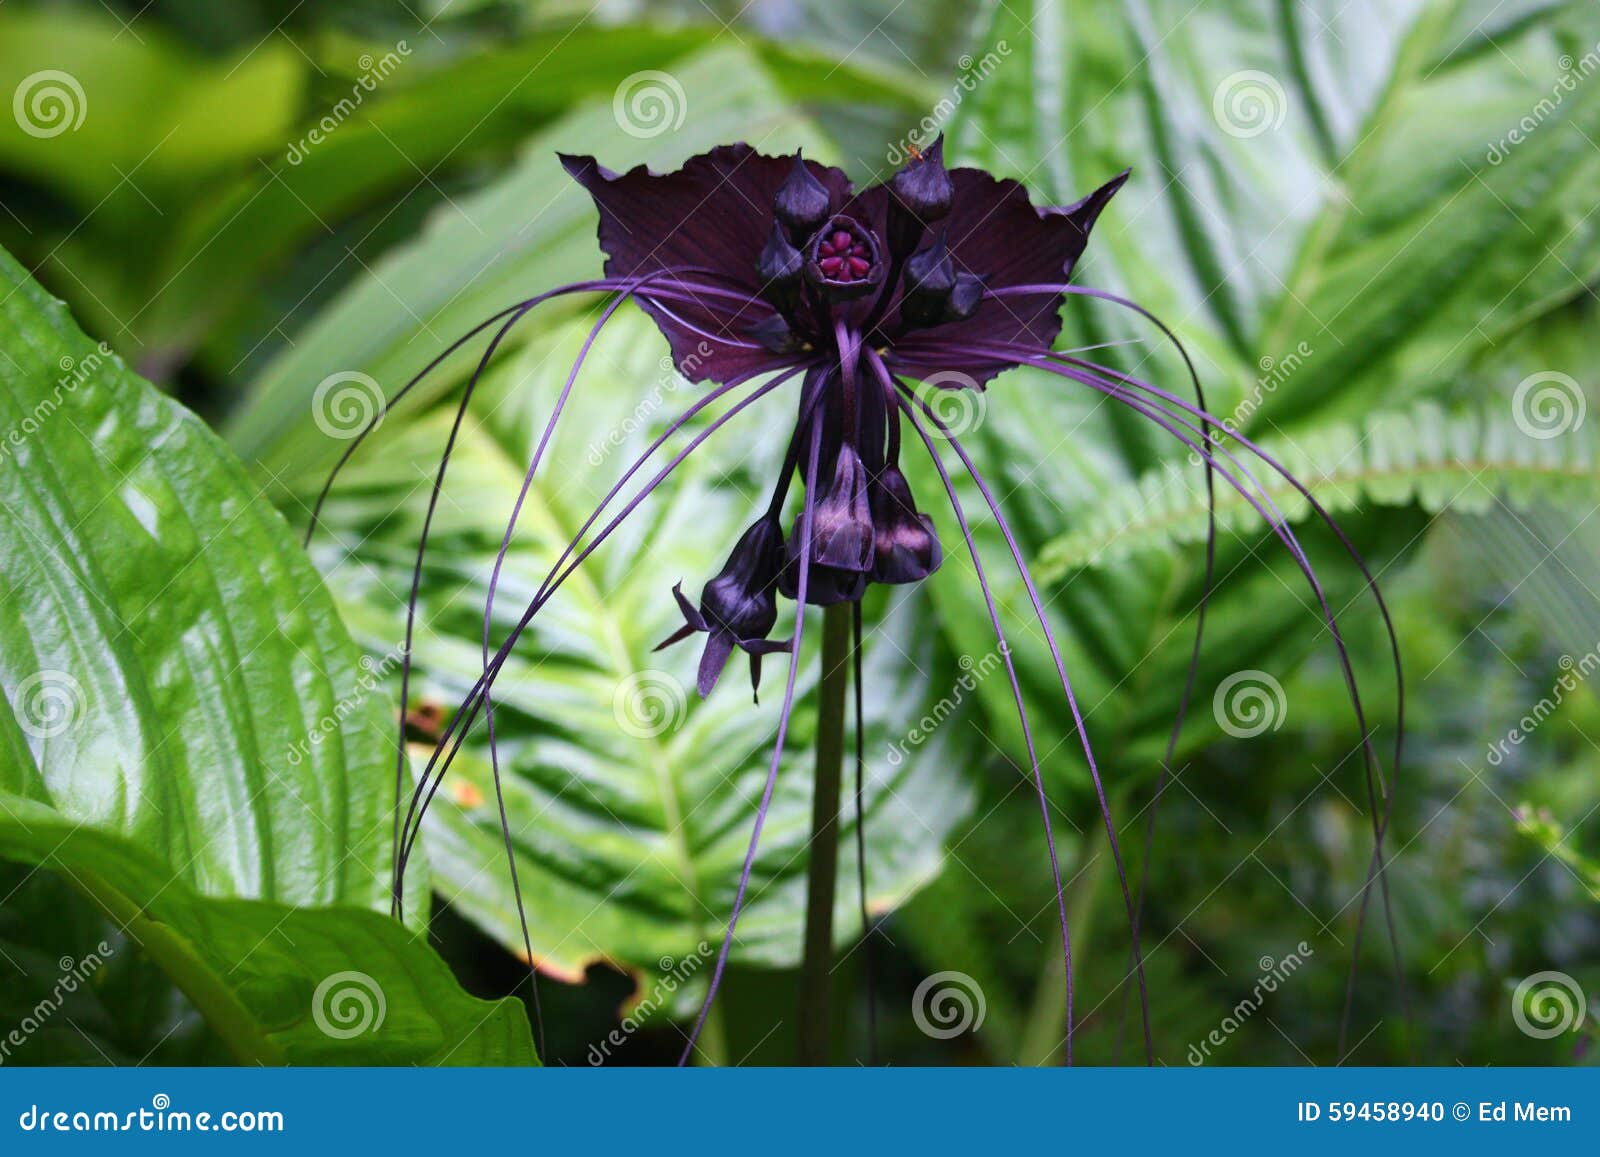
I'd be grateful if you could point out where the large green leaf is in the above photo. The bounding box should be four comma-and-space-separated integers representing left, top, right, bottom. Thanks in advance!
0, 798, 535, 1065
0, 245, 535, 1062
303, 310, 977, 989
0, 243, 418, 912
903, 0, 1600, 766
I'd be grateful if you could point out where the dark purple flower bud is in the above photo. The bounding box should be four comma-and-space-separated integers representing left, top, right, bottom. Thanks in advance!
804, 216, 884, 303
655, 520, 791, 699
809, 442, 875, 571
774, 151, 831, 235
746, 313, 801, 354
757, 220, 804, 286
944, 271, 986, 322
778, 547, 870, 606
870, 465, 942, 584
887, 136, 953, 256
701, 518, 784, 640
890, 136, 954, 222
900, 230, 956, 328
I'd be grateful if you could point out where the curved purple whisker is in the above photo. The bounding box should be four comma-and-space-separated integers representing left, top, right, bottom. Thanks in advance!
1052, 366, 1407, 1057
392, 365, 808, 890
678, 413, 826, 1067
869, 350, 1077, 1066
886, 360, 1154, 1064
304, 270, 748, 548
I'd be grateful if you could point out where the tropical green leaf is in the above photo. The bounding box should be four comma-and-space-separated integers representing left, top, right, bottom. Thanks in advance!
0, 243, 413, 915
0, 798, 536, 1065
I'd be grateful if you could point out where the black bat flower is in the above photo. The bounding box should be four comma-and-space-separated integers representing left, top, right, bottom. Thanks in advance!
308, 137, 1404, 1067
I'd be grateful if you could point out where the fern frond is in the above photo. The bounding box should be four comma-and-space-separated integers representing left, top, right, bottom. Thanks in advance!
1036, 401, 1599, 581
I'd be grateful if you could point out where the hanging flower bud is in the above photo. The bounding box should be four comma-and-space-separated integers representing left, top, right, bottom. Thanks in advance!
900, 230, 957, 328
774, 151, 831, 236
809, 442, 875, 571
886, 136, 954, 257
870, 464, 942, 584
944, 272, 987, 322
655, 519, 791, 699
746, 313, 802, 354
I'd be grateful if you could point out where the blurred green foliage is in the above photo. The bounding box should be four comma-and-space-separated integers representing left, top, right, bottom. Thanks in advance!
1, 0, 1597, 1067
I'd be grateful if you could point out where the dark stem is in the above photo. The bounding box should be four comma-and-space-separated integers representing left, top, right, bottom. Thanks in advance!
798, 599, 852, 1065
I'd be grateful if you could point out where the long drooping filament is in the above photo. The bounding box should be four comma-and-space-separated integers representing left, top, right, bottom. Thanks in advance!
678, 412, 827, 1066
954, 339, 1407, 1052
866, 349, 1079, 1063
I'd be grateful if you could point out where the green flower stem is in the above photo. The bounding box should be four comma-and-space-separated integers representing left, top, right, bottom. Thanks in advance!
797, 600, 852, 1065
